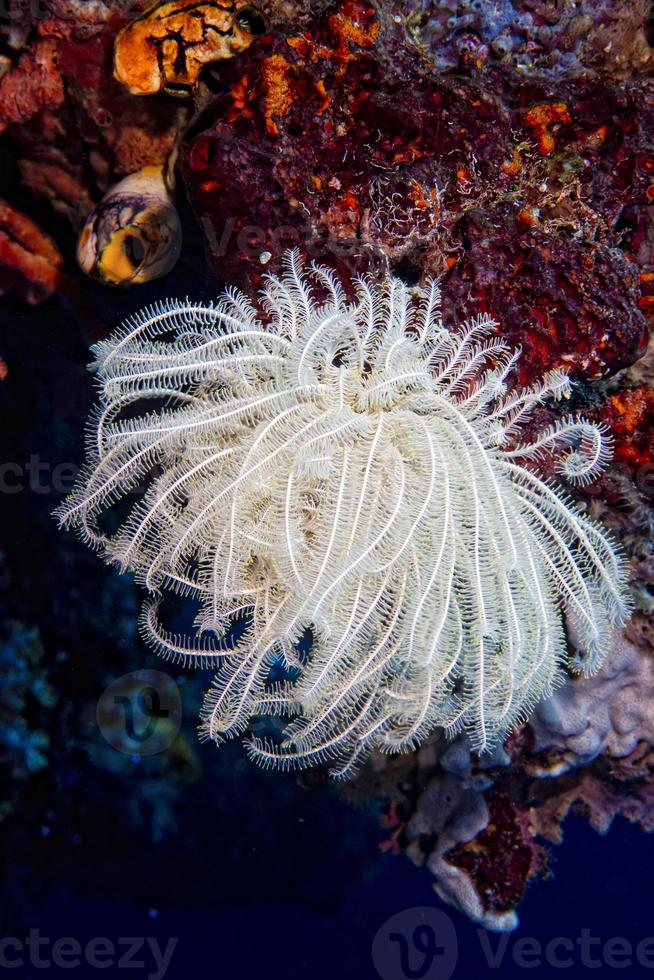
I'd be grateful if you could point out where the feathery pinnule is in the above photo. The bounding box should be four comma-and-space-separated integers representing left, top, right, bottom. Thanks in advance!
56, 251, 631, 777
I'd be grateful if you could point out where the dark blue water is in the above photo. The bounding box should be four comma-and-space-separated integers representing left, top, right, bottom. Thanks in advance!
2, 814, 653, 979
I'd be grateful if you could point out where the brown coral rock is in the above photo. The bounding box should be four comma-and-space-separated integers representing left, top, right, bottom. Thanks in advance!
0, 200, 65, 304
184, 0, 650, 382
0, 37, 64, 134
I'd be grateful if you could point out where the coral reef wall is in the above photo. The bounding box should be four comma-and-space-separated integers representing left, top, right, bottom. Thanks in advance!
1, 0, 653, 935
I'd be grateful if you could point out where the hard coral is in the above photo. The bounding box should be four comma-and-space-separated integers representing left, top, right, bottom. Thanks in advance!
1, 4, 185, 245
0, 36, 64, 134
351, 734, 546, 931
594, 387, 654, 471
0, 200, 65, 304
445, 212, 645, 383
391, 0, 652, 79
184, 0, 650, 382
3, 0, 147, 49
529, 625, 654, 772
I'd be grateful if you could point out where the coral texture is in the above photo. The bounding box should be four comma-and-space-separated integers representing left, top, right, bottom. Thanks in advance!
0, 199, 66, 304
57, 254, 629, 774
394, 0, 653, 79
355, 597, 654, 930
184, 0, 650, 382
529, 625, 654, 771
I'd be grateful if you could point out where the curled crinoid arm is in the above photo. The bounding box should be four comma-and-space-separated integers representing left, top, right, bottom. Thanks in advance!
56, 250, 631, 776
503, 416, 614, 486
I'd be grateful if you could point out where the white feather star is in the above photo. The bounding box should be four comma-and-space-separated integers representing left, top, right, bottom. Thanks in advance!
56, 251, 631, 776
